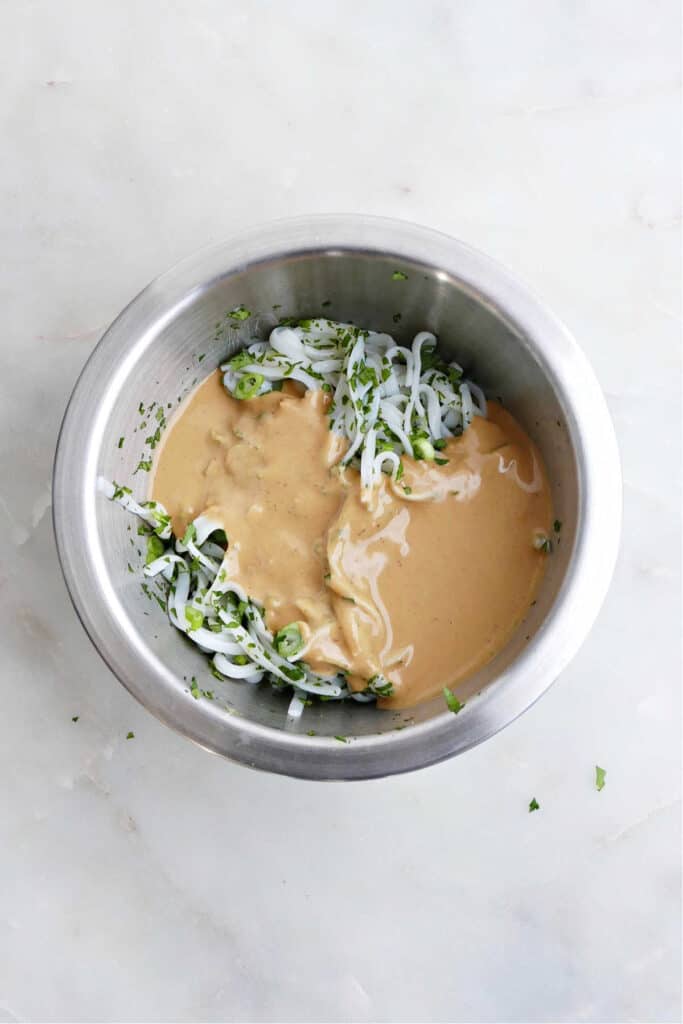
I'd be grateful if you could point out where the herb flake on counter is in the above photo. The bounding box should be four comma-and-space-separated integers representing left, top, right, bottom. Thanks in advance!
392, 270, 408, 281
126, 731, 135, 740
334, 735, 349, 744
134, 459, 152, 474
595, 765, 607, 791
443, 687, 465, 714
117, 436, 125, 448
529, 798, 540, 812
71, 715, 79, 722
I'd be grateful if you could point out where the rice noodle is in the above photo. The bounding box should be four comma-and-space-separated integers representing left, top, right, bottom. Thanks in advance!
221, 319, 484, 490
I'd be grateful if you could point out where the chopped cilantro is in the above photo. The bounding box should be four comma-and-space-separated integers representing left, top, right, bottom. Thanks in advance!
112, 482, 131, 501
334, 735, 348, 743
71, 715, 79, 722
443, 687, 465, 714
145, 535, 165, 565
134, 459, 152, 474
529, 798, 540, 812
229, 305, 251, 321
117, 436, 125, 449
185, 606, 204, 631
392, 270, 408, 281
126, 731, 135, 740
595, 765, 607, 791
181, 522, 197, 545
368, 675, 394, 698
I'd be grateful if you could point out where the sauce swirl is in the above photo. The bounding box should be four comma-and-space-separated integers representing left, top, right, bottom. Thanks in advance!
153, 371, 551, 708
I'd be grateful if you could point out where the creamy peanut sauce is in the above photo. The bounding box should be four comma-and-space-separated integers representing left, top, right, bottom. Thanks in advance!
153, 370, 552, 708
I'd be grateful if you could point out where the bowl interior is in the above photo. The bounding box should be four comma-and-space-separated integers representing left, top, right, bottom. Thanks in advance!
93, 248, 577, 740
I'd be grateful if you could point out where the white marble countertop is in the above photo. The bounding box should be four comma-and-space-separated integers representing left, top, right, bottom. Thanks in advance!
1, 2, 680, 1021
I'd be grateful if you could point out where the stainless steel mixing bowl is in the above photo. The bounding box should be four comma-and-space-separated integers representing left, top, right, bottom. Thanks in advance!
53, 215, 621, 779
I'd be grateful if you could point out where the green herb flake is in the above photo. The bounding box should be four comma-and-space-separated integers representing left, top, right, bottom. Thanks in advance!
185, 606, 204, 631
529, 797, 540, 812
117, 436, 125, 449
126, 731, 135, 740
435, 457, 449, 466
307, 729, 316, 736
71, 715, 79, 722
197, 353, 206, 362
334, 735, 349, 744
595, 765, 607, 791
229, 305, 251, 321
134, 459, 152, 474
392, 270, 408, 281
443, 687, 465, 714
553, 519, 563, 533
137, 402, 145, 415
403, 485, 412, 495
145, 534, 165, 565
189, 677, 201, 700
181, 522, 197, 546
